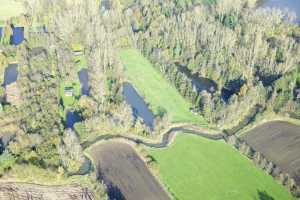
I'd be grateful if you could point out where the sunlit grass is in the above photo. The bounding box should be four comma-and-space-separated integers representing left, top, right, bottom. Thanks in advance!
148, 134, 294, 200
120, 49, 207, 126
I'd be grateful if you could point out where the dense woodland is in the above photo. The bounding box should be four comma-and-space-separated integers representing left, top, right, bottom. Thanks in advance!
0, 0, 299, 198
128, 0, 300, 127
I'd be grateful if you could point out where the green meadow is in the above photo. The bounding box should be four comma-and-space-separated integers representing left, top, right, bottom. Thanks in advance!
120, 49, 206, 126
148, 134, 294, 200
59, 81, 80, 108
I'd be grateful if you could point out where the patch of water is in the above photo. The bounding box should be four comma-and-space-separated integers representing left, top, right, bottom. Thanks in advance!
11, 27, 24, 45
78, 69, 90, 96
177, 65, 218, 93
66, 111, 82, 129
261, 0, 300, 24
122, 83, 155, 130
3, 64, 18, 86
0, 27, 2, 40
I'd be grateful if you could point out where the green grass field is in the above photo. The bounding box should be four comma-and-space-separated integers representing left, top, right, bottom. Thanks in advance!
0, 0, 24, 21
59, 81, 80, 108
148, 134, 294, 200
120, 49, 206, 125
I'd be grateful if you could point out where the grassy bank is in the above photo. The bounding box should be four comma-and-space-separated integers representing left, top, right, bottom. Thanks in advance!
147, 134, 294, 200
119, 49, 207, 126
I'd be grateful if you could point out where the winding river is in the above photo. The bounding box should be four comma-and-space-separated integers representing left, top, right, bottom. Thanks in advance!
82, 124, 224, 149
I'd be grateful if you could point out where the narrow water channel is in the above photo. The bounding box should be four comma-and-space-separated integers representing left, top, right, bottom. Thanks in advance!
3, 64, 18, 87
122, 83, 155, 130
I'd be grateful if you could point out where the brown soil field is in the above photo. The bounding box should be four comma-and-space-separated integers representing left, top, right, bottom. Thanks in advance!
90, 142, 171, 200
242, 121, 300, 184
0, 182, 96, 200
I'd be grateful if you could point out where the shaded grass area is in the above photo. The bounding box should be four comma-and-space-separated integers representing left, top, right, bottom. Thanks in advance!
148, 134, 294, 200
0, 0, 25, 21
119, 49, 206, 126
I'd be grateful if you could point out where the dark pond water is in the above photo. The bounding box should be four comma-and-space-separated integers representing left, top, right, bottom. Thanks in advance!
221, 88, 235, 102
3, 64, 18, 86
261, 0, 300, 24
0, 27, 2, 40
66, 111, 82, 129
221, 78, 246, 102
177, 65, 218, 93
78, 69, 90, 96
122, 83, 155, 129
101, 0, 111, 10
11, 27, 24, 45
258, 73, 282, 86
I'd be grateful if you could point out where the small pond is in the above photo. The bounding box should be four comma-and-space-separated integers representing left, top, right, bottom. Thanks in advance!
66, 111, 82, 129
122, 83, 155, 130
221, 88, 235, 102
221, 78, 246, 102
260, 0, 300, 24
177, 65, 217, 93
11, 27, 24, 45
3, 64, 18, 87
78, 69, 90, 96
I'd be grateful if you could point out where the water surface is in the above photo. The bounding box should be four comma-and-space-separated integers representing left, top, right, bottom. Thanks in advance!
101, 0, 111, 10
66, 111, 82, 129
11, 27, 24, 45
261, 0, 300, 24
177, 65, 217, 93
3, 64, 18, 86
78, 69, 90, 96
123, 83, 155, 129
0, 27, 2, 40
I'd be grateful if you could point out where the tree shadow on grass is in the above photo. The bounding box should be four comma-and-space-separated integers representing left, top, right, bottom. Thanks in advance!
255, 190, 275, 200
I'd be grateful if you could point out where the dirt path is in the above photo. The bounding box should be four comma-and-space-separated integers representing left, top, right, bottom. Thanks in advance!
90, 142, 171, 200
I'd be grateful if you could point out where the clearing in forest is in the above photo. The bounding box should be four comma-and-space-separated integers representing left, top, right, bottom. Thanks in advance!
0, 0, 25, 21
120, 49, 207, 126
148, 134, 294, 200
